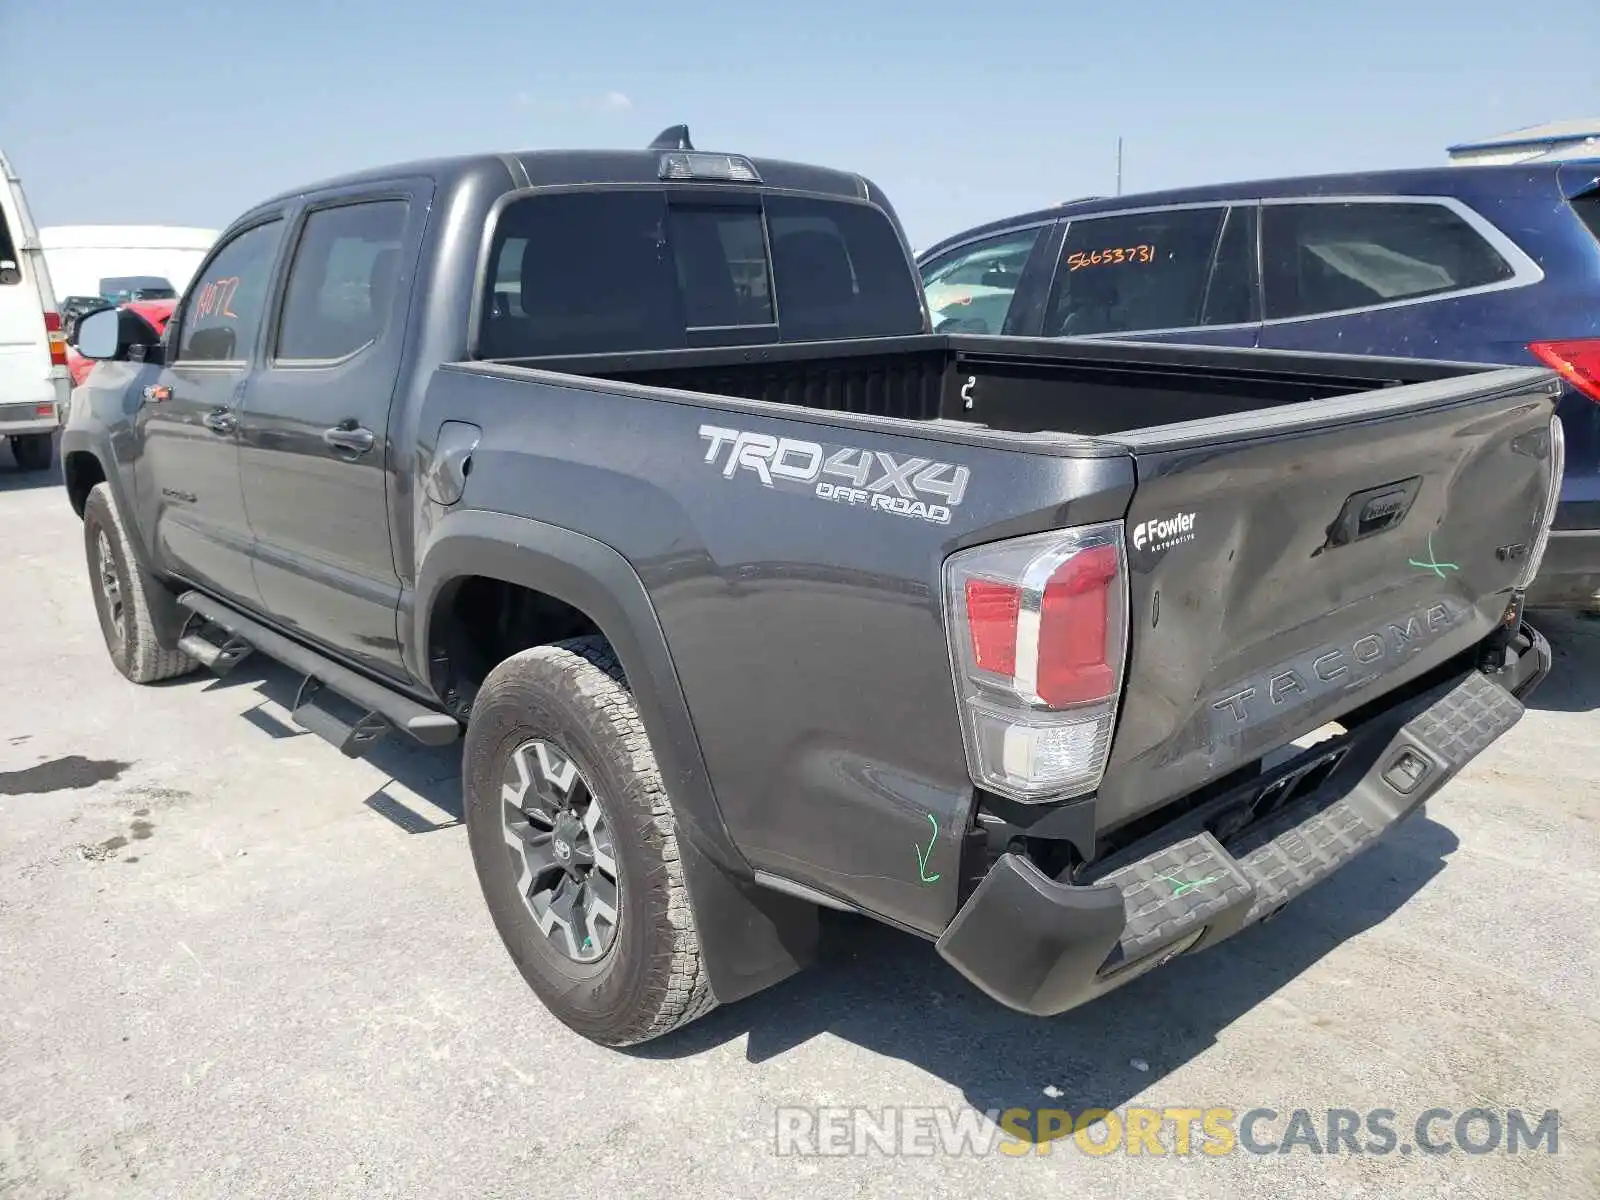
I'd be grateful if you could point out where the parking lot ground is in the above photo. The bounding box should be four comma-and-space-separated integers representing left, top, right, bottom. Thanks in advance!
2, 454, 1598, 1199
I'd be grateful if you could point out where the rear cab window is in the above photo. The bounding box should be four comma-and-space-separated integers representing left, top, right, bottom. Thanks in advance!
475, 188, 924, 358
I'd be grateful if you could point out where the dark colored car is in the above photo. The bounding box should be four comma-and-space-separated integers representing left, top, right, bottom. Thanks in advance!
98, 275, 177, 303
917, 160, 1600, 612
63, 131, 1558, 1048
59, 294, 112, 342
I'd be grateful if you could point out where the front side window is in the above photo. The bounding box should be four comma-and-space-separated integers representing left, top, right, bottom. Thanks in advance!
1044, 207, 1227, 337
476, 189, 923, 359
176, 220, 284, 363
1261, 201, 1516, 320
919, 227, 1042, 334
276, 200, 410, 361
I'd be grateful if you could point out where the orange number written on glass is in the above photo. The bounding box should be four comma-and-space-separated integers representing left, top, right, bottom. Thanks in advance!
192, 276, 242, 322
1065, 244, 1156, 271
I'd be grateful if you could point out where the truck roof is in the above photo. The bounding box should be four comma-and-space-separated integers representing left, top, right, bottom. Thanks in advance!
252, 145, 877, 215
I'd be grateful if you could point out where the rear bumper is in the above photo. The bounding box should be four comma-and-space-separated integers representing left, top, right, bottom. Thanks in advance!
1526, 524, 1600, 613
0, 377, 67, 436
935, 622, 1549, 1017
0, 418, 59, 436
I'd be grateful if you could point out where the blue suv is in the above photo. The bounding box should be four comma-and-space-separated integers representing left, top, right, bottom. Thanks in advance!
918, 160, 1600, 613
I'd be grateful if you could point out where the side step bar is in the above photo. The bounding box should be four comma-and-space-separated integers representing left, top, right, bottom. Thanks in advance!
178, 612, 254, 675
176, 591, 460, 756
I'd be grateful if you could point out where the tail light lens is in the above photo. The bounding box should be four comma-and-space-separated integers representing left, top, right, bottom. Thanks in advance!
1514, 414, 1565, 590
43, 311, 67, 368
1529, 339, 1600, 403
944, 521, 1128, 801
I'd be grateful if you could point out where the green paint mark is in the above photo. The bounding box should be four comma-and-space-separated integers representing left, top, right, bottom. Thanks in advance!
1155, 871, 1223, 898
914, 813, 942, 884
1409, 532, 1459, 580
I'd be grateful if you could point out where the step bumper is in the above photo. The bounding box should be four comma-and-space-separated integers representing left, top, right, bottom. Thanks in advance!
935, 626, 1546, 1018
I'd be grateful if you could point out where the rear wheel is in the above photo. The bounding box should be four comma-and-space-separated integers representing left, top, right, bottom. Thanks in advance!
464, 636, 716, 1047
82, 483, 196, 684
10, 433, 52, 472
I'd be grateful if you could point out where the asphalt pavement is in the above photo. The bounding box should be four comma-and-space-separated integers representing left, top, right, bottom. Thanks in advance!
2, 445, 1597, 1198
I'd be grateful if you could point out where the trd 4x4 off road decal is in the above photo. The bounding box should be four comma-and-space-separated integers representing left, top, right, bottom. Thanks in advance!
698, 425, 970, 525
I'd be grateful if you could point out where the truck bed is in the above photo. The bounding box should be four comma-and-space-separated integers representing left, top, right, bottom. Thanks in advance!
451, 332, 1560, 892
501, 332, 1505, 440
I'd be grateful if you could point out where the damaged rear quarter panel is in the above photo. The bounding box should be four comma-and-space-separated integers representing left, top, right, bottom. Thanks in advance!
434, 366, 1134, 933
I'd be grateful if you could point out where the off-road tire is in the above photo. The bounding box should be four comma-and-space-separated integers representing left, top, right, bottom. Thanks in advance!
82, 482, 197, 684
10, 433, 52, 472
464, 636, 716, 1047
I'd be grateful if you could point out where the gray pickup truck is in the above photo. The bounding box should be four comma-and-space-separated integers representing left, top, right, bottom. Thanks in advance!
63, 127, 1561, 1048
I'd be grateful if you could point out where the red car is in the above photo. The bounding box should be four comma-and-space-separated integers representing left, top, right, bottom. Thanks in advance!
67, 299, 175, 387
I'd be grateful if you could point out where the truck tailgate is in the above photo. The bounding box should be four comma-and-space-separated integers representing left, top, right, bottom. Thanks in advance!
1097, 366, 1560, 831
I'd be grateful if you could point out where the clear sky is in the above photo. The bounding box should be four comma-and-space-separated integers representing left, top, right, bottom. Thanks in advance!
5, 0, 1597, 249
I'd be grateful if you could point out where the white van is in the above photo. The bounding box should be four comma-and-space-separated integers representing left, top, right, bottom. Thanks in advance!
0, 151, 67, 472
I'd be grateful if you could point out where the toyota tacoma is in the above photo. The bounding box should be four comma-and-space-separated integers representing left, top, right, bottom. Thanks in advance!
62, 127, 1561, 1046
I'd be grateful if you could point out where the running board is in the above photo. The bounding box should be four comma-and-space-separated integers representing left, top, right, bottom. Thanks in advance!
175, 591, 461, 753
293, 676, 394, 758
178, 613, 254, 676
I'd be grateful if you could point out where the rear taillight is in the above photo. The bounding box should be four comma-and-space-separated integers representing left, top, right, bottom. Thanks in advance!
1529, 339, 1600, 404
944, 522, 1128, 801
1515, 414, 1565, 590
43, 311, 67, 368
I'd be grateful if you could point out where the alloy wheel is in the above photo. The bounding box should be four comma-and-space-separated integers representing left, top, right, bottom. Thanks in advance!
500, 738, 621, 963
94, 529, 126, 656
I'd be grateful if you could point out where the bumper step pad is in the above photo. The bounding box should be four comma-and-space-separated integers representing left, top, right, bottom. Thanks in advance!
1228, 670, 1524, 924
1099, 833, 1253, 964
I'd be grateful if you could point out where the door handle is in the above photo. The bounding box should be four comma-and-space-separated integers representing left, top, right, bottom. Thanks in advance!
201, 410, 237, 435
142, 385, 171, 404
323, 422, 376, 454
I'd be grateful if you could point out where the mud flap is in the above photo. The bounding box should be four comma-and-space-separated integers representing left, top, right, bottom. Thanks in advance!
677, 833, 820, 1006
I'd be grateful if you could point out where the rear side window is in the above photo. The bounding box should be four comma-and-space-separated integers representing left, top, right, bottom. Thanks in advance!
1044, 207, 1227, 336
276, 200, 409, 361
476, 189, 922, 358
1261, 201, 1515, 320
176, 219, 284, 363
0, 206, 18, 286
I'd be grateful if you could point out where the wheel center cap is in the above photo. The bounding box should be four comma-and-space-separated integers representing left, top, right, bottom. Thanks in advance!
551, 815, 584, 871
